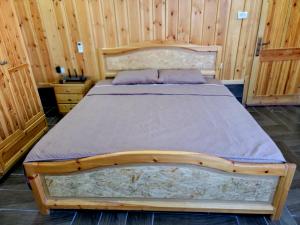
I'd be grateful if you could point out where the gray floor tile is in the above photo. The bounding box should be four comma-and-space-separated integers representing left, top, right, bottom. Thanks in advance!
98, 211, 127, 225
237, 215, 267, 225
154, 212, 237, 225
0, 174, 29, 191
286, 189, 300, 217
126, 212, 153, 225
267, 206, 298, 225
0, 210, 75, 225
72, 211, 101, 225
0, 190, 37, 210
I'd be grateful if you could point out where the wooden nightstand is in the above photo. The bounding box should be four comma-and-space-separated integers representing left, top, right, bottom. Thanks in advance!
52, 80, 93, 114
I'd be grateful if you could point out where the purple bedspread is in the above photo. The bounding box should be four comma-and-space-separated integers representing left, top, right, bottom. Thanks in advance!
25, 81, 285, 163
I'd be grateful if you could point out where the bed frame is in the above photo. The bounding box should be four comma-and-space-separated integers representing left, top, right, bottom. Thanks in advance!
24, 42, 296, 220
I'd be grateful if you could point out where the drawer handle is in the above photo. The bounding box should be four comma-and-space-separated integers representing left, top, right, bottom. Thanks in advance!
68, 99, 72, 101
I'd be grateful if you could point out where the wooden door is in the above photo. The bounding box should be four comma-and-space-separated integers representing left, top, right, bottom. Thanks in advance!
0, 0, 47, 175
246, 0, 300, 105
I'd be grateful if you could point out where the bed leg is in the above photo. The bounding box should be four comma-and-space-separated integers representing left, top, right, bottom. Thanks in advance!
40, 207, 50, 215
271, 163, 296, 220
26, 173, 49, 216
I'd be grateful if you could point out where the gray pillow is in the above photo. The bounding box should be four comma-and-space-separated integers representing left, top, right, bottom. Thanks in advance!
158, 69, 207, 84
112, 69, 159, 85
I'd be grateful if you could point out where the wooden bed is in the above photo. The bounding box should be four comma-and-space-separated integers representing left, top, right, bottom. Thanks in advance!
24, 42, 296, 220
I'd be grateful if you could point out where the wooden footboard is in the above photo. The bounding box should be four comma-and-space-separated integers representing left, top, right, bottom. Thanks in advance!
24, 151, 296, 220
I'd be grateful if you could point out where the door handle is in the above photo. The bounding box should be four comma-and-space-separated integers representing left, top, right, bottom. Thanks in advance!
0, 60, 8, 66
255, 38, 270, 56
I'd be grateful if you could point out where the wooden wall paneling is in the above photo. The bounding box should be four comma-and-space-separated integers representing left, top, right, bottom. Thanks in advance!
166, 0, 178, 40
89, 0, 106, 49
27, 0, 55, 84
37, 0, 67, 72
214, 0, 231, 79
127, 0, 142, 43
14, 1, 46, 85
140, 0, 154, 41
222, 0, 245, 80
114, 0, 130, 46
235, 0, 262, 80
215, 0, 231, 46
101, 0, 118, 47
63, 0, 85, 73
177, 0, 191, 43
190, 0, 204, 44
53, 0, 77, 72
201, 0, 218, 46
12, 0, 269, 84
153, 0, 166, 40
73, 0, 99, 80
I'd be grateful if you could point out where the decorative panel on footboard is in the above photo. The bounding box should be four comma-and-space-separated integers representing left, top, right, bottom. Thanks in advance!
43, 164, 279, 203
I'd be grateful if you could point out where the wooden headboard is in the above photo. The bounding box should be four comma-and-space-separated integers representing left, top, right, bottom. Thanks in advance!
98, 41, 222, 80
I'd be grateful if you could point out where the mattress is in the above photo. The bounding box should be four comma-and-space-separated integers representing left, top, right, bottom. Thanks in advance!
25, 80, 285, 163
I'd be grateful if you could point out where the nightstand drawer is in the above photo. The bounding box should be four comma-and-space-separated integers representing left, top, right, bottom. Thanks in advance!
55, 94, 83, 103
52, 80, 93, 114
58, 104, 76, 113
54, 86, 85, 94
53, 80, 93, 94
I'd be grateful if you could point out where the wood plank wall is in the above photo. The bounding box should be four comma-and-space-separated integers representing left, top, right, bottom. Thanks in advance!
253, 0, 300, 97
13, 0, 263, 85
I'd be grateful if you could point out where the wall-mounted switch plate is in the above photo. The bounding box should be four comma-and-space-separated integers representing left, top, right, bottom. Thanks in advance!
55, 66, 65, 74
237, 11, 248, 19
77, 41, 84, 53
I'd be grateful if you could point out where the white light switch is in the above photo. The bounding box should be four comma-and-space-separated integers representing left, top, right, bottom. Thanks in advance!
237, 11, 248, 19
77, 41, 84, 53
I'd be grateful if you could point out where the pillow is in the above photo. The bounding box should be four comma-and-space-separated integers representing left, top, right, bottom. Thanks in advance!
158, 69, 207, 84
112, 69, 159, 85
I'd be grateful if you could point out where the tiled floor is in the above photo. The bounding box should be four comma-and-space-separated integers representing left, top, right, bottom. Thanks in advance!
0, 106, 299, 225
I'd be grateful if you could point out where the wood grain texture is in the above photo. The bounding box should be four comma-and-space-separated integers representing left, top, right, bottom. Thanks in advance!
12, 0, 264, 84
247, 0, 300, 105
99, 42, 221, 78
0, 0, 47, 176
260, 48, 300, 62
24, 148, 295, 219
